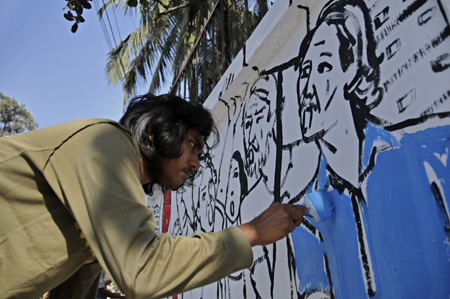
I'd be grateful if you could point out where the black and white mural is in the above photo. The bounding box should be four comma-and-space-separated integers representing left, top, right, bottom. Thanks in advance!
148, 0, 450, 297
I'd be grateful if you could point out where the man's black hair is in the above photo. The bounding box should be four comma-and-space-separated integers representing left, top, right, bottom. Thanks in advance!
119, 93, 219, 189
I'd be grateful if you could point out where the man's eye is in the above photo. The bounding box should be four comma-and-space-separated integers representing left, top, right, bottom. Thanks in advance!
300, 68, 310, 79
318, 62, 332, 73
300, 64, 311, 79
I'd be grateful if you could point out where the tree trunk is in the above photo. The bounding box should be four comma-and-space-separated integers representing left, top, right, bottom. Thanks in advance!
217, 0, 231, 75
230, 0, 238, 57
244, 0, 250, 39
257, 0, 268, 18
211, 17, 217, 86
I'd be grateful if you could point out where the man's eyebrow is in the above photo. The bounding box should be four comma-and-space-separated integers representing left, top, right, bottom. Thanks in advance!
313, 40, 326, 46
320, 52, 332, 57
194, 135, 205, 149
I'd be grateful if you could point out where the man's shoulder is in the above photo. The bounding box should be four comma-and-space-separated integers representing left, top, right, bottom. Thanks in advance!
44, 118, 132, 141
56, 118, 124, 132
2, 118, 136, 153
59, 118, 138, 150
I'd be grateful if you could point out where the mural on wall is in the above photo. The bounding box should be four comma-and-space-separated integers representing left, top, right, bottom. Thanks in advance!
149, 0, 450, 298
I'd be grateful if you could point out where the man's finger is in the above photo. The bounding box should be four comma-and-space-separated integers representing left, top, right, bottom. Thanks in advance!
284, 204, 308, 218
281, 203, 308, 212
288, 217, 296, 233
294, 204, 308, 212
292, 217, 301, 227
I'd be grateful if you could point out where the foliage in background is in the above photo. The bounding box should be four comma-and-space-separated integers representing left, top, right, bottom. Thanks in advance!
63, 0, 94, 33
0, 92, 38, 136
62, 0, 268, 103
100, 0, 266, 104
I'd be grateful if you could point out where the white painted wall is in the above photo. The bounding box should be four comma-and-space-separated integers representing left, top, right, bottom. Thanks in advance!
149, 0, 450, 297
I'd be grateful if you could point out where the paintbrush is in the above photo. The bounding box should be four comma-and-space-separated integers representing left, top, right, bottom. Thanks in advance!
302, 189, 337, 223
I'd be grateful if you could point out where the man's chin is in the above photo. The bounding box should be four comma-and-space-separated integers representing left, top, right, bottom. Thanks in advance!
154, 177, 182, 191
166, 180, 186, 191
162, 182, 182, 191
301, 128, 319, 144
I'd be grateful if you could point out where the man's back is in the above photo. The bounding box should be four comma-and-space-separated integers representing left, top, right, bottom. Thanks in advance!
0, 119, 137, 298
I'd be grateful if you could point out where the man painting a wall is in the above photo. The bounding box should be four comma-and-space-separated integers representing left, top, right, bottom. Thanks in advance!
0, 94, 307, 298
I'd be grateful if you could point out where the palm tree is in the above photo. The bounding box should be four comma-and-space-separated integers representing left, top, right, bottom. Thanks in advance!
99, 0, 265, 104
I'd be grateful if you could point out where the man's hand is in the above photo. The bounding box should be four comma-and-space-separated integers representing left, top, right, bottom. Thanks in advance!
238, 203, 307, 246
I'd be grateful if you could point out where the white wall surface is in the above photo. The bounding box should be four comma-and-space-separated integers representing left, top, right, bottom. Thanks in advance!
149, 0, 450, 297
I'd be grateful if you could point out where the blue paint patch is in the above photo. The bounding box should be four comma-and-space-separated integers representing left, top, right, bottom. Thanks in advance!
292, 125, 450, 298
291, 226, 330, 293
292, 157, 369, 298
366, 125, 450, 298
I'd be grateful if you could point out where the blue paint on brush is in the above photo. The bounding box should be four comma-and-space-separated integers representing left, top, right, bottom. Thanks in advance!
302, 189, 337, 223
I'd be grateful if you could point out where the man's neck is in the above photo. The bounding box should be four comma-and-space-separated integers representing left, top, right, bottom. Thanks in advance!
140, 156, 152, 185
320, 125, 360, 188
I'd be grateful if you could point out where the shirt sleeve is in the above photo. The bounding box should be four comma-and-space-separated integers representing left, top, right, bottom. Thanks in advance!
43, 123, 253, 299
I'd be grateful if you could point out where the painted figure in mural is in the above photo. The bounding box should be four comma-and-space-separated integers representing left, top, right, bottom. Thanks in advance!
218, 150, 248, 227
0, 93, 309, 298
172, 156, 221, 298
211, 152, 248, 299
183, 154, 218, 234
293, 0, 450, 298
242, 73, 278, 193
169, 155, 218, 256
238, 73, 300, 298
195, 156, 218, 232
294, 0, 383, 297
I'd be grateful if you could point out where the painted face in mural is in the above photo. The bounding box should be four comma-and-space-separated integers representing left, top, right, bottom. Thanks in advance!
225, 157, 241, 223
192, 159, 217, 232
243, 75, 276, 180
223, 151, 247, 225
298, 24, 357, 143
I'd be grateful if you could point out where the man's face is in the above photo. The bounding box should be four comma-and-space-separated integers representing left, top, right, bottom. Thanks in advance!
243, 88, 272, 178
298, 24, 354, 141
157, 129, 205, 190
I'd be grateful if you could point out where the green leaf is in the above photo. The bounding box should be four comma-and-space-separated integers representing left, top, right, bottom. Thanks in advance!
127, 0, 138, 7
71, 23, 78, 33
80, 0, 92, 9
64, 12, 74, 21
139, 0, 149, 8
0, 92, 38, 136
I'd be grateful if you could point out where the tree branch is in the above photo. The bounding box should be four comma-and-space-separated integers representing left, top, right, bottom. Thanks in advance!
152, 0, 169, 10
156, 0, 208, 19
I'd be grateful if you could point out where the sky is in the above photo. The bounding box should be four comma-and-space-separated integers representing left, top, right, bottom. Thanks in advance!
0, 0, 150, 129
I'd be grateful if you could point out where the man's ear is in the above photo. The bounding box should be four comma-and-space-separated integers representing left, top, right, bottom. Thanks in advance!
146, 127, 154, 149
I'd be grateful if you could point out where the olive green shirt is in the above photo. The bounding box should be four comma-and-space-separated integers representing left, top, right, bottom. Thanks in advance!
0, 119, 253, 299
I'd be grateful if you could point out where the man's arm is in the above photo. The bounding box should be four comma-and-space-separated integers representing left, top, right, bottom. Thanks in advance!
43, 124, 252, 298
44, 123, 307, 298
238, 203, 307, 246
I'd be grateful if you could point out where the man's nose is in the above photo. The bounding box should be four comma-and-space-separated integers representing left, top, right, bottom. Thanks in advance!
302, 82, 320, 112
302, 79, 314, 101
190, 155, 200, 171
